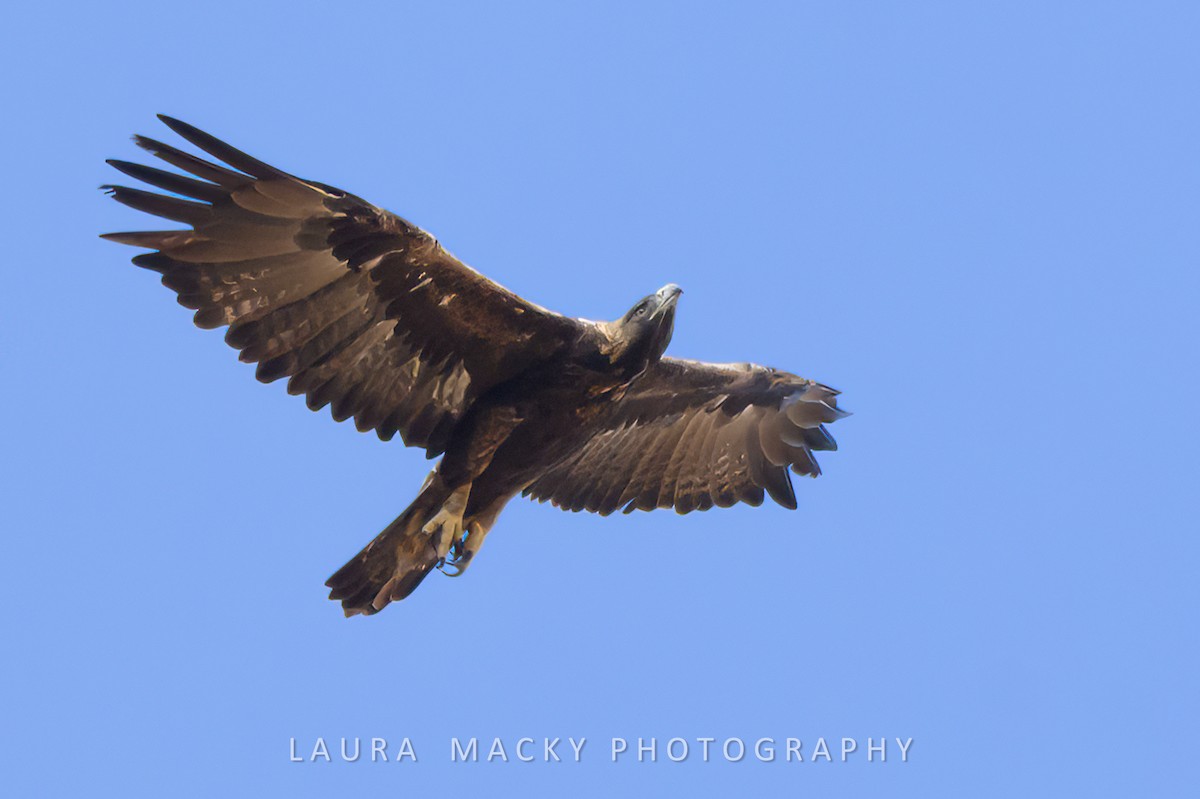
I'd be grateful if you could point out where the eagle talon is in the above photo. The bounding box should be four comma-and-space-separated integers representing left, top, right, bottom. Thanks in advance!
423, 512, 465, 562
438, 558, 466, 577
437, 532, 474, 577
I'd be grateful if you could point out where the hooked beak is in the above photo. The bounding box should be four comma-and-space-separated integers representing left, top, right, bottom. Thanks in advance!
653, 283, 683, 317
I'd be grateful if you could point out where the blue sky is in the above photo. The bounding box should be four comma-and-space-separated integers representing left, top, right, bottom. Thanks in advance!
2, 1, 1196, 796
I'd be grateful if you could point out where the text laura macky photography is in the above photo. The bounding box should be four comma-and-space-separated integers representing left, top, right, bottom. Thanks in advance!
288, 736, 914, 765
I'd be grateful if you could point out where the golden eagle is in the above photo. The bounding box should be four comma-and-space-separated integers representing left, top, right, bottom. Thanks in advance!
103, 117, 848, 616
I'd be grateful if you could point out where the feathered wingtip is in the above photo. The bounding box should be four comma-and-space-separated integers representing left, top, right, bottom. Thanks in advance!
153, 114, 290, 180
787, 383, 852, 425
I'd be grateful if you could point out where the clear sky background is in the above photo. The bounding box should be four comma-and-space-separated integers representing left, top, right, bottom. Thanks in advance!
2, 1, 1196, 796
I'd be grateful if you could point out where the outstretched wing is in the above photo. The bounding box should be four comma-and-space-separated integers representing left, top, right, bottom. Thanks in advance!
525, 358, 848, 514
103, 116, 582, 454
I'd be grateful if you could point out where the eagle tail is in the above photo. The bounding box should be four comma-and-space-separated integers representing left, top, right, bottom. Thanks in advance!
325, 480, 446, 616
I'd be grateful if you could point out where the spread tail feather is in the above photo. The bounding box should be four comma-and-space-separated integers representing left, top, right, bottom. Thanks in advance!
325, 483, 444, 616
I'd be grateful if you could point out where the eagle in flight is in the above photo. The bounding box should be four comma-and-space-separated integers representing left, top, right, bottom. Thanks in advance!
103, 116, 848, 616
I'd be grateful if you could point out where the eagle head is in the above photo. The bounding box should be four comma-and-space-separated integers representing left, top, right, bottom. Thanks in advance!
606, 283, 682, 374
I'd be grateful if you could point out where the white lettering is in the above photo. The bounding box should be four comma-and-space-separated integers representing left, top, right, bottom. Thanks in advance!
451, 738, 478, 762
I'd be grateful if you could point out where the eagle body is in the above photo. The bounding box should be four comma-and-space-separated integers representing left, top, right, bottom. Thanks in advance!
443, 329, 659, 508
103, 117, 848, 616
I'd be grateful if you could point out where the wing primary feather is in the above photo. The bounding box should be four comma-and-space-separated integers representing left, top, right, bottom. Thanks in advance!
133, 135, 249, 187
102, 185, 211, 226
156, 115, 291, 180
104, 234, 194, 253
803, 425, 838, 451
762, 464, 797, 509
105, 159, 225, 202
788, 445, 822, 477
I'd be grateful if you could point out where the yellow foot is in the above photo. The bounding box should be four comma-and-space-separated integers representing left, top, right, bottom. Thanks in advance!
440, 519, 493, 577
422, 484, 470, 562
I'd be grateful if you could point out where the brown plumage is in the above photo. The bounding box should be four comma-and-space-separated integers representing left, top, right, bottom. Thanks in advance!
524, 362, 846, 515
103, 116, 848, 616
